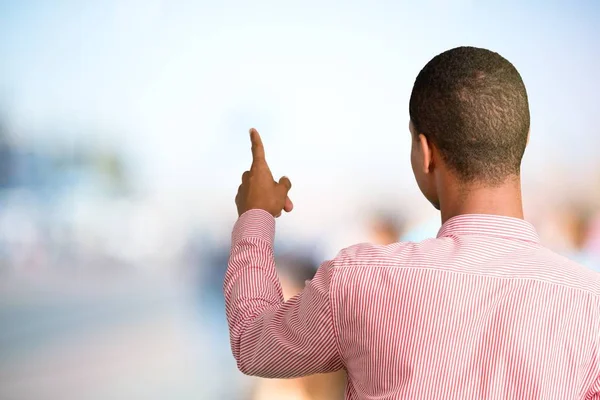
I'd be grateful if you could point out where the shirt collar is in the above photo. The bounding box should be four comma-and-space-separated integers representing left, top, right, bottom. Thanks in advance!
436, 214, 540, 244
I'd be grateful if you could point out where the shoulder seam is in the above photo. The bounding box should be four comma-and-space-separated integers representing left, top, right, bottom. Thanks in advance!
327, 262, 346, 366
331, 263, 600, 297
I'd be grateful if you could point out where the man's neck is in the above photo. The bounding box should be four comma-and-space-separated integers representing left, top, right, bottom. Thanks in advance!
439, 176, 525, 224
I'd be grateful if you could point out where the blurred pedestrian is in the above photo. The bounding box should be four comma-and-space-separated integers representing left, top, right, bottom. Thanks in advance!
561, 205, 600, 271
367, 212, 406, 245
589, 212, 600, 258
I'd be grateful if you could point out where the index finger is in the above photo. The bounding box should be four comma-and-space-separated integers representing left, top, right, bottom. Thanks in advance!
250, 128, 267, 168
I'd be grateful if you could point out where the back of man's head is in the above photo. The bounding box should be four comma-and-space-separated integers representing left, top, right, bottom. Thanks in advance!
409, 46, 530, 185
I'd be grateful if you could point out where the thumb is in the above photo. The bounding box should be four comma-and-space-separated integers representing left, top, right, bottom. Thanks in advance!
277, 177, 293, 214
284, 196, 294, 213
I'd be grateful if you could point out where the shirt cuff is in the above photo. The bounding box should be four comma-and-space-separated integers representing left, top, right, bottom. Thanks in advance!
232, 209, 276, 247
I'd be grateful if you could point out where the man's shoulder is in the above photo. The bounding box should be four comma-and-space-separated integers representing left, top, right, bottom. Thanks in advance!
328, 239, 600, 297
535, 247, 600, 296
330, 238, 438, 269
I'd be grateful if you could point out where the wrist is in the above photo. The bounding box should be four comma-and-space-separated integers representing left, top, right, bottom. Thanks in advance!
238, 205, 277, 218
233, 209, 276, 246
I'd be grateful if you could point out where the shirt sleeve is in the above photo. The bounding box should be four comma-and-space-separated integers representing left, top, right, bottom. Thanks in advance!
223, 209, 343, 378
589, 374, 600, 399
586, 331, 600, 398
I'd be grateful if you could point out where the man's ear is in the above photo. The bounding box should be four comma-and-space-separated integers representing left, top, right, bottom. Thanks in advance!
419, 133, 434, 174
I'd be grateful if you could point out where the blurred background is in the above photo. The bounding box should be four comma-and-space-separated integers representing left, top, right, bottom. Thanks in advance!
0, 0, 599, 399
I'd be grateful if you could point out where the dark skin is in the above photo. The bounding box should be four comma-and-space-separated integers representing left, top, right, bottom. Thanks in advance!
236, 128, 293, 218
238, 124, 528, 224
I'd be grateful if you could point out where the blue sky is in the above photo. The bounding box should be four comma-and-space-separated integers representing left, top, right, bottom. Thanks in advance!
0, 0, 599, 196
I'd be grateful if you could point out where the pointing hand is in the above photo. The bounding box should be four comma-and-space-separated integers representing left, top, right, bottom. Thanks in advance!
235, 128, 293, 217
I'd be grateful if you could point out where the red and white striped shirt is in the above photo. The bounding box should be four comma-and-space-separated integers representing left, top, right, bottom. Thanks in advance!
224, 209, 600, 399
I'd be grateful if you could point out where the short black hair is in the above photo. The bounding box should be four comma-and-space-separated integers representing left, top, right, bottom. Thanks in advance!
409, 46, 530, 184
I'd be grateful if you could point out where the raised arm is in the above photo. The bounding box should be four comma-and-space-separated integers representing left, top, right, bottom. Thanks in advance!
224, 209, 343, 378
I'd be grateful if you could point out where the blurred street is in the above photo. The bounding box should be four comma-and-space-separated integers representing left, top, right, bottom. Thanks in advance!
0, 272, 250, 400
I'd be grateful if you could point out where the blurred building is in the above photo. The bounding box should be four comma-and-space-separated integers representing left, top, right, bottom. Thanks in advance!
0, 116, 137, 274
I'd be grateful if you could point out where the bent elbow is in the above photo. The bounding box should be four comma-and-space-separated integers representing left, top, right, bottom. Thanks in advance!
236, 361, 255, 376
236, 358, 264, 377
235, 354, 278, 378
